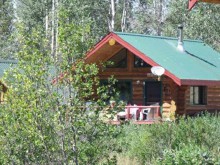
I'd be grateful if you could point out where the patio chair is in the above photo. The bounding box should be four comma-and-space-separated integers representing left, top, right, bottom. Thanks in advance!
142, 108, 151, 120
117, 111, 126, 121
129, 105, 139, 120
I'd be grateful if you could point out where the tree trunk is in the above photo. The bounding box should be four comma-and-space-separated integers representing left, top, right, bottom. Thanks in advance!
55, 0, 59, 61
45, 0, 49, 38
45, 9, 48, 37
121, 0, 126, 32
51, 0, 55, 57
51, 0, 59, 61
109, 0, 115, 31
157, 0, 163, 36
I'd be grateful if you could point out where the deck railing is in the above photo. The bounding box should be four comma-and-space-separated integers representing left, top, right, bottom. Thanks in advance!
83, 103, 161, 124
118, 105, 161, 121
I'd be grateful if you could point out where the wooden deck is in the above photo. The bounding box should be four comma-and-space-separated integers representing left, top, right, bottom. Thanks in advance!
110, 105, 161, 125
110, 120, 160, 125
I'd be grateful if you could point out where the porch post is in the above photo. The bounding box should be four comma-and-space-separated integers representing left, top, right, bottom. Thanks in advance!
126, 107, 130, 119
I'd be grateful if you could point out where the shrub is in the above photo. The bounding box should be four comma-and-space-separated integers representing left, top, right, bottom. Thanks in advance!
153, 144, 220, 165
117, 114, 220, 164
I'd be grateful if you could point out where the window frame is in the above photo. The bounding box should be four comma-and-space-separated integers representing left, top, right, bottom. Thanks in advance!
106, 48, 127, 68
134, 55, 151, 68
190, 86, 207, 105
100, 79, 133, 104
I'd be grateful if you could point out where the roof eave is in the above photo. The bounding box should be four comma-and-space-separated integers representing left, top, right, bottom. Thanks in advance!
181, 79, 220, 86
85, 32, 113, 61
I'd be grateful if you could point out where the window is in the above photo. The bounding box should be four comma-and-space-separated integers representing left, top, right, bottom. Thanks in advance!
106, 48, 127, 68
115, 81, 132, 104
100, 80, 132, 104
134, 56, 151, 67
190, 86, 207, 105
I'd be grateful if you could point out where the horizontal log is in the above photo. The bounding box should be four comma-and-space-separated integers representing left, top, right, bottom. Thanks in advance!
185, 106, 214, 109
207, 103, 220, 106
133, 89, 143, 93
207, 98, 220, 102
132, 95, 143, 98
208, 86, 220, 89
133, 90, 143, 94
207, 90, 220, 93
207, 104, 220, 109
207, 95, 220, 98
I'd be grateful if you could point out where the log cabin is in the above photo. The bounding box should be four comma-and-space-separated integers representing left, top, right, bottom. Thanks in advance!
85, 29, 220, 121
0, 60, 17, 103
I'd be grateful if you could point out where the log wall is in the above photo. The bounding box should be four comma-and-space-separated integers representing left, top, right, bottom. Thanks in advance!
98, 49, 220, 117
0, 83, 7, 104
184, 86, 220, 115
99, 51, 158, 105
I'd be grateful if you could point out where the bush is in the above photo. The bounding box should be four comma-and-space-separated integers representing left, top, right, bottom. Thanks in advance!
117, 114, 220, 164
154, 144, 220, 165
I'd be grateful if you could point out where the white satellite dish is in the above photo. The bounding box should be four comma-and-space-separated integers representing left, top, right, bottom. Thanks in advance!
151, 66, 165, 76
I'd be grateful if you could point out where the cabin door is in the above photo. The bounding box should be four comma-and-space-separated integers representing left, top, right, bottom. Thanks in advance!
144, 81, 162, 106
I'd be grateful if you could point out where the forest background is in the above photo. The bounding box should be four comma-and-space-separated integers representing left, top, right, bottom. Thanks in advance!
1, 0, 220, 60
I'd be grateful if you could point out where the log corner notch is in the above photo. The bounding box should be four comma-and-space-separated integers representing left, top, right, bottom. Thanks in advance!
188, 0, 198, 10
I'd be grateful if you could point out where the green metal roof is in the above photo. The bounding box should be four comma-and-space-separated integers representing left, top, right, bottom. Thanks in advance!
0, 59, 17, 78
115, 32, 220, 82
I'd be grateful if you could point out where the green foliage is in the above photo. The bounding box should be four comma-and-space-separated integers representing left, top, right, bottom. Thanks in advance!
16, 0, 52, 32
13, 0, 220, 59
1, 1, 220, 164
58, 5, 94, 60
0, 26, 56, 164
0, 0, 16, 59
154, 144, 220, 165
58, 0, 110, 40
117, 114, 220, 164
165, 0, 220, 51
131, 0, 169, 35
0, 23, 121, 164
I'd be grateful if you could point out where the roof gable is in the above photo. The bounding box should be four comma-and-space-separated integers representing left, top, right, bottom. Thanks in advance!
86, 32, 220, 86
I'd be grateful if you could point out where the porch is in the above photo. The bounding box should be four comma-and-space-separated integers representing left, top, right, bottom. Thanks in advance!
110, 105, 161, 125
